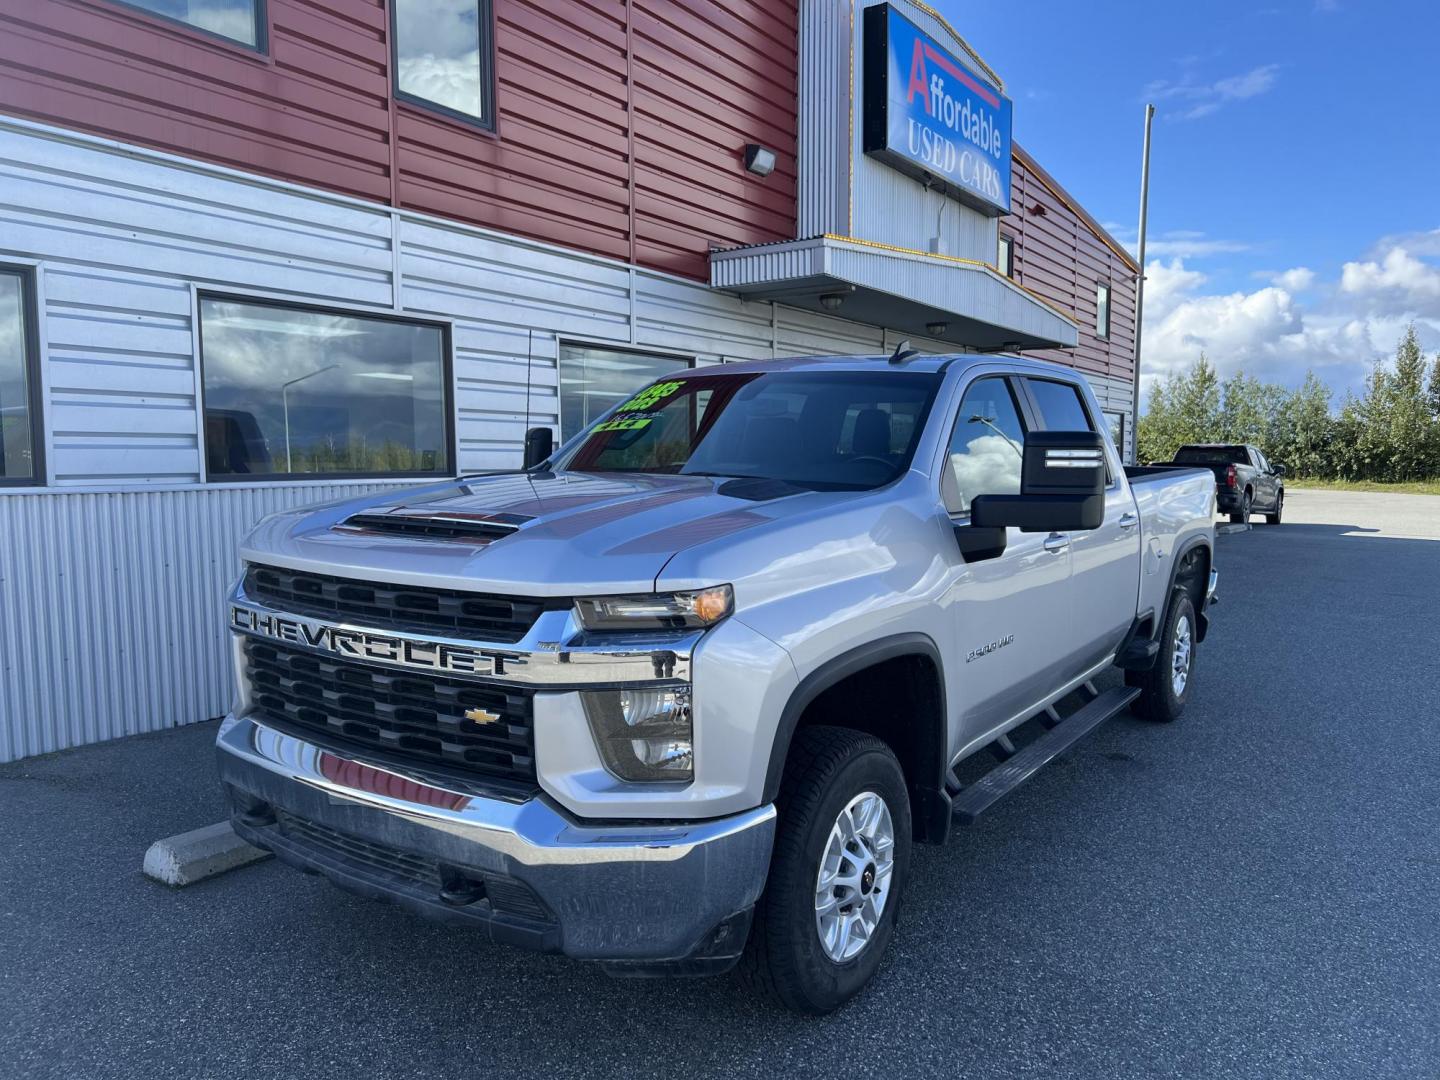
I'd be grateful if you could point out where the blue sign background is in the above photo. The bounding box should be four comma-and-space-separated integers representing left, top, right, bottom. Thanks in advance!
865, 4, 1013, 215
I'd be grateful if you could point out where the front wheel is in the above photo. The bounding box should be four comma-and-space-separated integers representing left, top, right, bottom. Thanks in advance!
1127, 591, 1197, 723
739, 727, 911, 1014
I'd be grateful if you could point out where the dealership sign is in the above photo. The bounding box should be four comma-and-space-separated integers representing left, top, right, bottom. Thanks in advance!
862, 3, 1013, 215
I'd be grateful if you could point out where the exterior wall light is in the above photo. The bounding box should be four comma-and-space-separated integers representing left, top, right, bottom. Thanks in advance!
926, 321, 949, 336
743, 144, 777, 177
819, 292, 846, 311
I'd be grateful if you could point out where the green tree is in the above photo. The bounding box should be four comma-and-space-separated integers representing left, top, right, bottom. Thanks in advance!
1388, 325, 1433, 481
1428, 353, 1440, 420
1271, 372, 1333, 478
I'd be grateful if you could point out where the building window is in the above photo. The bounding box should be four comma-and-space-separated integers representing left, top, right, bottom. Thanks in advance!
392, 0, 496, 128
559, 344, 692, 440
0, 268, 42, 486
1096, 283, 1112, 339
998, 234, 1014, 278
199, 297, 452, 480
110, 0, 264, 50
1104, 410, 1126, 456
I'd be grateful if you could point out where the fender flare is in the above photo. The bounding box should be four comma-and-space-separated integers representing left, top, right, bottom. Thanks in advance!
1164, 535, 1213, 641
761, 632, 947, 806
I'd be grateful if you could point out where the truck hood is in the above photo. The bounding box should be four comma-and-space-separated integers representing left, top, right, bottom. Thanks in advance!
239, 470, 836, 596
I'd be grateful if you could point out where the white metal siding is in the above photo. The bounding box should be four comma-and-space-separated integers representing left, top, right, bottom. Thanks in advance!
0, 481, 411, 762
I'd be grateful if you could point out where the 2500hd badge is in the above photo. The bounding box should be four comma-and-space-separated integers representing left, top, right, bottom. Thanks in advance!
966, 634, 1015, 663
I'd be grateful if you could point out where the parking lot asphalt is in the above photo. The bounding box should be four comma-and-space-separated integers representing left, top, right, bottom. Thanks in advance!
3, 489, 1438, 1080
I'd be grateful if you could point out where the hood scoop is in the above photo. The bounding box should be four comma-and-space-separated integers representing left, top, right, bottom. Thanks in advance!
334, 507, 533, 543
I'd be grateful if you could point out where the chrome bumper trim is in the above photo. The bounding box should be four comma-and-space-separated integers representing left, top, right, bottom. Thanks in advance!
216, 715, 776, 960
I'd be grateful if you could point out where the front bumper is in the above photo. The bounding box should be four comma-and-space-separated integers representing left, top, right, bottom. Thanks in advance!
217, 714, 776, 971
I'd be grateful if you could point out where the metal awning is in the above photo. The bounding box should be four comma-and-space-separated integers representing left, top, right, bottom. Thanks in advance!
710, 234, 1078, 351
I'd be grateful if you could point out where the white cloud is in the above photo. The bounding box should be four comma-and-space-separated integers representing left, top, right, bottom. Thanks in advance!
1272, 267, 1315, 292
1140, 258, 1384, 400
1339, 248, 1440, 314
1144, 63, 1281, 121
1146, 235, 1252, 258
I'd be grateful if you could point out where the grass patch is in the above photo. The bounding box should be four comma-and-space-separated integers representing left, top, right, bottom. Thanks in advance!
1287, 477, 1440, 496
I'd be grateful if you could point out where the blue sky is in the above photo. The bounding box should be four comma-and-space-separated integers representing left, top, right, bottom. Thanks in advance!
936, 0, 1440, 400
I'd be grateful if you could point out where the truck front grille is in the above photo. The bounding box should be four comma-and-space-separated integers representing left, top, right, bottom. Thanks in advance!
244, 638, 537, 787
243, 563, 560, 644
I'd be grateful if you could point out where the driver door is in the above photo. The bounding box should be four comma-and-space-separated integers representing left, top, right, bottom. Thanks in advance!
940, 375, 1074, 746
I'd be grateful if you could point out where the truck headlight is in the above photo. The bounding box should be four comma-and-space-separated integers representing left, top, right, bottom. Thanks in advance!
574, 585, 732, 631
581, 687, 693, 782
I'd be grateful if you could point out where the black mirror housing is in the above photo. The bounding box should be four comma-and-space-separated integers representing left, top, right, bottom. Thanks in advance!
970, 431, 1106, 533
522, 426, 554, 470
1273, 463, 1286, 476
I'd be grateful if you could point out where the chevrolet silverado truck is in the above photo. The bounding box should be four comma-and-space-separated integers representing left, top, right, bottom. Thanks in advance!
218, 352, 1218, 1014
1170, 443, 1285, 525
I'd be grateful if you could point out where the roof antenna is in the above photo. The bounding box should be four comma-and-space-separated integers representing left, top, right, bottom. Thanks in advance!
889, 339, 920, 364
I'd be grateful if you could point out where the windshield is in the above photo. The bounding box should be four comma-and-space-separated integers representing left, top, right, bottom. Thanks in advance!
1174, 445, 1247, 464
554, 370, 942, 491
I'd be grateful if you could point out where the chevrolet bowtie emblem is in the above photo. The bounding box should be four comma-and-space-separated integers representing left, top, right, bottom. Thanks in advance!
464, 707, 502, 726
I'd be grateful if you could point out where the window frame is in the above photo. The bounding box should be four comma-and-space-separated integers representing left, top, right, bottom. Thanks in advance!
96, 0, 270, 55
997, 234, 1015, 278
1095, 282, 1112, 340
940, 373, 1031, 521
390, 0, 498, 134
0, 265, 46, 489
556, 340, 697, 443
196, 292, 457, 485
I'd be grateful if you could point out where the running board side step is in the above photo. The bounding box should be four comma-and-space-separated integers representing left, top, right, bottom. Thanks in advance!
950, 686, 1141, 825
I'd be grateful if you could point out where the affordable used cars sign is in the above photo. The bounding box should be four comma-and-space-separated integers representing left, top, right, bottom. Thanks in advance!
862, 3, 1013, 215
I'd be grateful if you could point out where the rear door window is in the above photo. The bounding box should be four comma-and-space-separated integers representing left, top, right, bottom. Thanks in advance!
1025, 378, 1095, 433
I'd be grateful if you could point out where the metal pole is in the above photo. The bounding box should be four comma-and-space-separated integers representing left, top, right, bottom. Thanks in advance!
1130, 103, 1155, 464
280, 363, 340, 474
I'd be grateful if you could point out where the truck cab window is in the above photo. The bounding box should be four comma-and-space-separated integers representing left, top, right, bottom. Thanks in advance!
943, 377, 1026, 515
1025, 378, 1094, 433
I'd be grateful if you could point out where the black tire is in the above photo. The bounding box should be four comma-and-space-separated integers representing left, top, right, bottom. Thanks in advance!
738, 727, 911, 1015
1265, 490, 1283, 524
1127, 591, 1197, 723
1229, 491, 1251, 526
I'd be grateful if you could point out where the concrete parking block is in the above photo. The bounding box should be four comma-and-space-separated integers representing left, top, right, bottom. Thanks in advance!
143, 821, 271, 887
1216, 522, 1250, 535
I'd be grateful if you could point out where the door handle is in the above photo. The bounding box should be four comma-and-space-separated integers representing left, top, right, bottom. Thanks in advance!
1043, 533, 1069, 554
1119, 512, 1140, 531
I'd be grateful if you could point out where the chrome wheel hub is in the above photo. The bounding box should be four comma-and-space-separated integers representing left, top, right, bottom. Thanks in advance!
814, 791, 895, 962
1172, 614, 1193, 697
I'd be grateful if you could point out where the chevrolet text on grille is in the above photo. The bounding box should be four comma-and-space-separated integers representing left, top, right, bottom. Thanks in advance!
229, 603, 512, 677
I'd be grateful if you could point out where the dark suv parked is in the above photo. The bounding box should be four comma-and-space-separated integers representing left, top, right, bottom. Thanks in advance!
1171, 444, 1285, 525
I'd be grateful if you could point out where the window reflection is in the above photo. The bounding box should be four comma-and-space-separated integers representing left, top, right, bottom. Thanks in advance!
559, 345, 691, 441
200, 299, 449, 479
0, 271, 36, 483
118, 0, 261, 48
394, 0, 489, 122
945, 378, 1025, 514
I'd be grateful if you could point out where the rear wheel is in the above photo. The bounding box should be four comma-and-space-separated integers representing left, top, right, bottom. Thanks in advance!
739, 727, 911, 1015
1266, 491, 1284, 524
1127, 591, 1196, 724
1229, 491, 1251, 526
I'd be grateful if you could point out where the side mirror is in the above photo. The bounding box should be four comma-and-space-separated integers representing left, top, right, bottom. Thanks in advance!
522, 426, 554, 470
971, 431, 1106, 533
1273, 463, 1286, 476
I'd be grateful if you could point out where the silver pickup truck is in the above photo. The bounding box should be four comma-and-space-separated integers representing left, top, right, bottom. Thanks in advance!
218, 352, 1217, 1013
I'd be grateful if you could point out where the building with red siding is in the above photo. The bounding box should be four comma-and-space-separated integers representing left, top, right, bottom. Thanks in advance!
0, 0, 1138, 760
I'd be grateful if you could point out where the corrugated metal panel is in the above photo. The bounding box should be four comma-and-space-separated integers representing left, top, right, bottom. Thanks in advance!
0, 481, 412, 762
798, 0, 851, 237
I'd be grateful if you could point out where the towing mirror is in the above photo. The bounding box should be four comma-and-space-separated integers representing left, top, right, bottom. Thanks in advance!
1273, 463, 1287, 476
971, 431, 1106, 534
522, 426, 554, 470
